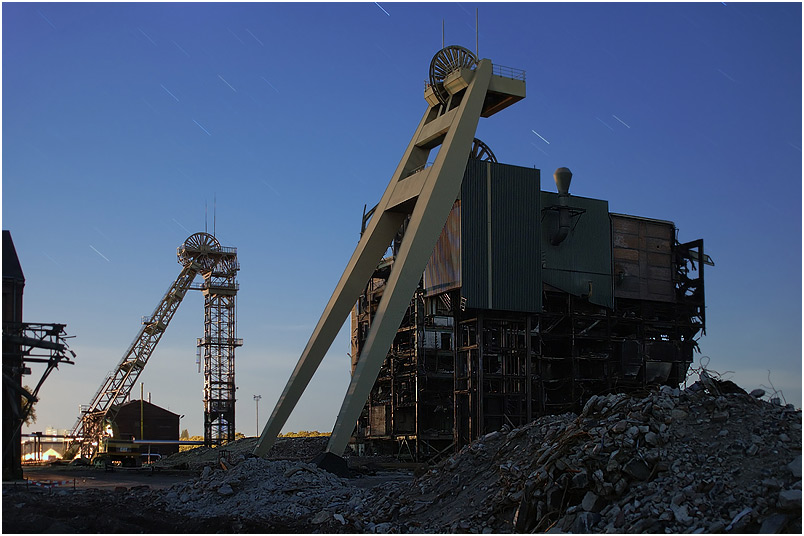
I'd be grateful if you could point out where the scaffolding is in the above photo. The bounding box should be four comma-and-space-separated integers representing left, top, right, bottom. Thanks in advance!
352, 224, 708, 461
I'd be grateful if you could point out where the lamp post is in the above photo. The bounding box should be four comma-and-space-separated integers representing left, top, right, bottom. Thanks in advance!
253, 395, 262, 438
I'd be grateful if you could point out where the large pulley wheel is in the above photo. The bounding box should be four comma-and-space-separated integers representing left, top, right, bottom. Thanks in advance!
429, 45, 478, 105
470, 138, 497, 163
180, 232, 221, 270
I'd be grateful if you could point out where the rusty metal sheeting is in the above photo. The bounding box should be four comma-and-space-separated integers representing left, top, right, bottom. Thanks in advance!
424, 200, 462, 296
611, 213, 675, 303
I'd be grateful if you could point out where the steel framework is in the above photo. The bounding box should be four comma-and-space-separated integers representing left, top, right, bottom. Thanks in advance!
351, 227, 709, 461
351, 247, 707, 461
3, 323, 75, 468
70, 232, 240, 456
194, 242, 242, 445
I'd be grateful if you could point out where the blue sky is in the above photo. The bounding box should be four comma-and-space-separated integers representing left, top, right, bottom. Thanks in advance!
4, 2, 801, 437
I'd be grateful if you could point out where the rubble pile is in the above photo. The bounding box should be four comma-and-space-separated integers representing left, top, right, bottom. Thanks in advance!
358, 383, 802, 533
156, 436, 328, 470
147, 379, 800, 533
157, 458, 366, 530
265, 436, 329, 461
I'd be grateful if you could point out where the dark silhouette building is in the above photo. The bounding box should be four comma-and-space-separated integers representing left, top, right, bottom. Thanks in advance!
3, 231, 26, 479
115, 400, 180, 456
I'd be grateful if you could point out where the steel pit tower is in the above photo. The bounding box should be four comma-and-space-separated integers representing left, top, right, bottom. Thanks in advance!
254, 46, 526, 458
185, 234, 242, 445
70, 232, 241, 456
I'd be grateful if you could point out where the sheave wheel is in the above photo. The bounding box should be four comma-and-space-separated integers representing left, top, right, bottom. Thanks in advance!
428, 45, 478, 106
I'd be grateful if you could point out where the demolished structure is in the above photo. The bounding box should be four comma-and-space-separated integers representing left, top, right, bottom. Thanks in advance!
350, 162, 711, 461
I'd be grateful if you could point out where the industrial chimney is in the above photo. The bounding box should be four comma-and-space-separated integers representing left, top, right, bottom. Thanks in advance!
551, 167, 573, 245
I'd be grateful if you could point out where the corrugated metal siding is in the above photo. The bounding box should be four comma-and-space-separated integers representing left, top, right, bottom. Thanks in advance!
540, 192, 613, 309
489, 162, 542, 312
460, 160, 489, 308
462, 160, 542, 312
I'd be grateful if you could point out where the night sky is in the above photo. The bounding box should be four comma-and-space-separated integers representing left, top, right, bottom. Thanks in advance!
3, 2, 801, 437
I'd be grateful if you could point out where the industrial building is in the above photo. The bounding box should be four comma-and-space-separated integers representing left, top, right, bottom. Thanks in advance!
3, 231, 25, 477
21, 432, 71, 462
3, 231, 74, 478
350, 160, 710, 461
115, 400, 180, 456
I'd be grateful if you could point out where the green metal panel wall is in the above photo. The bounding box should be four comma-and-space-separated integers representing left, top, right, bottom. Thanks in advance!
540, 192, 613, 309
459, 159, 489, 307
461, 160, 542, 312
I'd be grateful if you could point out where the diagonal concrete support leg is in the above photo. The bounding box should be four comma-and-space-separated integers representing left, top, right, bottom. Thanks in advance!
255, 57, 500, 459
253, 110, 435, 457
326, 61, 493, 455
252, 210, 404, 456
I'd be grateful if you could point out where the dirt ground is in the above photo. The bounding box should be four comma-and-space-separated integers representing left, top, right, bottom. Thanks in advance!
4, 469, 351, 533
10, 465, 194, 490
3, 456, 411, 533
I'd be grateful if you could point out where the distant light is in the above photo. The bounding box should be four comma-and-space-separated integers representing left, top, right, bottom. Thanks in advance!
612, 114, 631, 129
138, 28, 157, 47
37, 9, 56, 29
218, 75, 237, 93
374, 2, 391, 16
89, 245, 111, 262
596, 117, 614, 131
716, 68, 736, 83
245, 29, 264, 47
160, 84, 180, 103
193, 120, 212, 136
531, 130, 550, 144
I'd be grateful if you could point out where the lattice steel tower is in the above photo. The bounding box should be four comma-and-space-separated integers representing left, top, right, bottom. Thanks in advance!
187, 234, 242, 445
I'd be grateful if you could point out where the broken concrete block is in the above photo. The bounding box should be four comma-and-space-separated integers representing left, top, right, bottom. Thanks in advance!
581, 491, 605, 513
787, 455, 802, 479
572, 512, 601, 533
759, 513, 789, 534
571, 471, 589, 489
623, 459, 651, 481
312, 510, 331, 524
671, 503, 693, 525
777, 489, 802, 510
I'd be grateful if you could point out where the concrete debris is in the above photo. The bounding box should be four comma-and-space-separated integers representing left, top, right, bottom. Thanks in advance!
155, 435, 328, 470
760, 513, 790, 534
725, 506, 752, 531
777, 489, 802, 510
787, 454, 802, 479
352, 381, 802, 533
114, 379, 801, 533
157, 458, 366, 526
